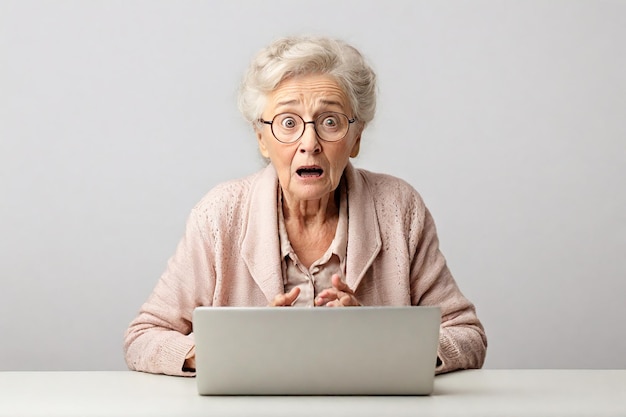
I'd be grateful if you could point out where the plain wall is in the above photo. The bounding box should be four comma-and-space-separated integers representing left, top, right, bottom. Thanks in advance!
1, 0, 624, 371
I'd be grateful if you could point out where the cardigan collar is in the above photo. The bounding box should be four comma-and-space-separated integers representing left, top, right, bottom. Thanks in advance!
240, 162, 382, 303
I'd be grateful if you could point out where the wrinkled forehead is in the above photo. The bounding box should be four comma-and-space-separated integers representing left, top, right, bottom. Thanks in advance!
266, 74, 351, 114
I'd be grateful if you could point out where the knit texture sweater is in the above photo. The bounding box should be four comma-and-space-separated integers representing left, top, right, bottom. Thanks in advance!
124, 163, 487, 376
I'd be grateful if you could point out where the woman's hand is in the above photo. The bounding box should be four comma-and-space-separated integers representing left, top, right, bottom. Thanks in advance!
182, 346, 196, 372
315, 274, 361, 307
269, 287, 301, 306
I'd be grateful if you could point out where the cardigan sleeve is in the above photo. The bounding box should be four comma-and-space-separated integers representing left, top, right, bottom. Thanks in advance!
123, 209, 216, 376
410, 206, 488, 374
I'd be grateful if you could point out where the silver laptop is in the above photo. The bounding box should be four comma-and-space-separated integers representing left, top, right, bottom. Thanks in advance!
193, 306, 441, 395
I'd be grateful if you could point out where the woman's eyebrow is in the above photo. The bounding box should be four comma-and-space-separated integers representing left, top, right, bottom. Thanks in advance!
275, 99, 299, 107
274, 98, 346, 113
318, 99, 344, 107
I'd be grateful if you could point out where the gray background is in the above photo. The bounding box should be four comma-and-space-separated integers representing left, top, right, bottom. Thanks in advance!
1, 0, 624, 371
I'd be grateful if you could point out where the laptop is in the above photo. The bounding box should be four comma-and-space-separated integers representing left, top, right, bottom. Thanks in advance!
193, 306, 441, 395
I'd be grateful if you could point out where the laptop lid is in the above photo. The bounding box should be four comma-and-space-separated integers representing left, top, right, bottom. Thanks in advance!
193, 306, 441, 395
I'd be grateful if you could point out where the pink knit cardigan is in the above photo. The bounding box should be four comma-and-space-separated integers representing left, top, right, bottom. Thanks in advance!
124, 163, 487, 376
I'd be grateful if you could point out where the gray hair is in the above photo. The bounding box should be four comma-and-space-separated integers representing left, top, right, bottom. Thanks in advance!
238, 36, 377, 128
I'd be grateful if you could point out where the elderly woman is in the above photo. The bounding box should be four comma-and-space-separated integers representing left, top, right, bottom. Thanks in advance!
124, 36, 487, 376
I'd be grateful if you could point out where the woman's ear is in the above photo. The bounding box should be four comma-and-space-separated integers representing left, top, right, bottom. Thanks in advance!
256, 129, 270, 159
350, 135, 361, 158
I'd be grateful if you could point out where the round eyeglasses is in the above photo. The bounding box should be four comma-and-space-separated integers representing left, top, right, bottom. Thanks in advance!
259, 112, 356, 144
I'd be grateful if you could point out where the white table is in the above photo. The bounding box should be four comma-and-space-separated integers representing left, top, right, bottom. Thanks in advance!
0, 370, 625, 417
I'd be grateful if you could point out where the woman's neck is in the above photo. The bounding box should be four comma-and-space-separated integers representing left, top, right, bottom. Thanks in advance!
281, 190, 340, 268
281, 191, 339, 229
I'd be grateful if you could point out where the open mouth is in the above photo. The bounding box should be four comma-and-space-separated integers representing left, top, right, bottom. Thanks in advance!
296, 166, 324, 178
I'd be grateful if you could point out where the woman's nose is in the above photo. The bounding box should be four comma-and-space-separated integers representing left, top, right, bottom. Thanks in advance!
298, 122, 321, 154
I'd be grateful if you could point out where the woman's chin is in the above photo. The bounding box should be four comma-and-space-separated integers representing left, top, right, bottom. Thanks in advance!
284, 184, 334, 204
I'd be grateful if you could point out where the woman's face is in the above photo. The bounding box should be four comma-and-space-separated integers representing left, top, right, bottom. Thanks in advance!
256, 74, 362, 205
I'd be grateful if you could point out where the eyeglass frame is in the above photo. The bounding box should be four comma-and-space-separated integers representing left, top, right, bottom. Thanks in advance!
259, 112, 357, 144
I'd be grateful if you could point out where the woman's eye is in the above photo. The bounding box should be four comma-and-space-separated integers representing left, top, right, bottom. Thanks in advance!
323, 117, 338, 127
281, 118, 297, 128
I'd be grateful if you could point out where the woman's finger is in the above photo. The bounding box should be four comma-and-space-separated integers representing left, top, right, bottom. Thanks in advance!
283, 287, 300, 305
270, 287, 300, 306
315, 292, 335, 306
316, 276, 361, 306
331, 274, 354, 294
